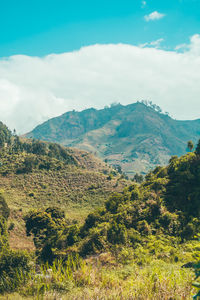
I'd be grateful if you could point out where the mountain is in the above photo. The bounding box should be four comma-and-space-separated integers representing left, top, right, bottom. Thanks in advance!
26, 102, 200, 176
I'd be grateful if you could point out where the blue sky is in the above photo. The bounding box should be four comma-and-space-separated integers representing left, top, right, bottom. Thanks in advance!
1, 0, 200, 56
1, 0, 200, 133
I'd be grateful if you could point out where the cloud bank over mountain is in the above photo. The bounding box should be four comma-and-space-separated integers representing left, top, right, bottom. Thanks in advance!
0, 34, 200, 133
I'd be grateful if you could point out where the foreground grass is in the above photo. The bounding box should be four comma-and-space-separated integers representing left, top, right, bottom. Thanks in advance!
65, 260, 194, 300
1, 256, 195, 300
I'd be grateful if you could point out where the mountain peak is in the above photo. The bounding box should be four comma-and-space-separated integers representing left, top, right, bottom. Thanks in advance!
26, 102, 200, 176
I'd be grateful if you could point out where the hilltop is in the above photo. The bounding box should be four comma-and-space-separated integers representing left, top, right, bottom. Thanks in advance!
26, 102, 200, 176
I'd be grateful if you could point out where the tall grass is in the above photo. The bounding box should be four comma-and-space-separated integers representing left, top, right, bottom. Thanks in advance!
1, 255, 195, 299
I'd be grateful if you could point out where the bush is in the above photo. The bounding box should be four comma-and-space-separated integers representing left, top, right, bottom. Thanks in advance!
0, 193, 10, 219
137, 220, 152, 235
8, 222, 15, 231
0, 250, 31, 276
193, 261, 200, 299
107, 222, 127, 244
32, 140, 47, 155
105, 193, 124, 214
0, 217, 8, 249
80, 224, 108, 256
24, 207, 67, 262
66, 225, 80, 246
0, 250, 31, 293
17, 156, 38, 174
80, 211, 103, 236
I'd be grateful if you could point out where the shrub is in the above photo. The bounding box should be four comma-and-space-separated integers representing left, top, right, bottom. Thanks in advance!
66, 225, 80, 246
193, 261, 200, 299
45, 207, 65, 220
0, 250, 31, 276
80, 210, 104, 237
8, 222, 15, 231
0, 193, 10, 219
80, 224, 108, 256
24, 207, 67, 263
137, 220, 152, 235
17, 156, 38, 174
107, 222, 127, 245
105, 193, 124, 214
32, 140, 47, 155
0, 217, 8, 249
130, 187, 140, 201
0, 250, 31, 293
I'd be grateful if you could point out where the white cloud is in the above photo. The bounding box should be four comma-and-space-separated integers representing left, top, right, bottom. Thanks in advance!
140, 38, 164, 49
0, 35, 200, 133
141, 1, 147, 8
175, 34, 200, 55
144, 11, 165, 21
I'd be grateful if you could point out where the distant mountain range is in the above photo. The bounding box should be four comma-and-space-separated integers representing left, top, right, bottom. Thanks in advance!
26, 102, 200, 176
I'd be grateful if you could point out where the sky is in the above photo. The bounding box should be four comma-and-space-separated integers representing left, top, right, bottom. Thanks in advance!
0, 0, 200, 133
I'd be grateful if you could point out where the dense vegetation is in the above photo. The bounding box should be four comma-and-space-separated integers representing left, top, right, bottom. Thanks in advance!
4, 141, 196, 298
0, 122, 200, 298
23, 143, 200, 262
0, 192, 31, 295
0, 123, 128, 229
0, 122, 12, 148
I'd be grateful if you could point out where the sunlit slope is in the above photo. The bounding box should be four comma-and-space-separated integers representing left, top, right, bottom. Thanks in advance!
0, 133, 130, 249
27, 102, 200, 175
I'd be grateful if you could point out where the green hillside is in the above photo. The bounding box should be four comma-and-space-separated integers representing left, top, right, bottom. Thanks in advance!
25, 142, 200, 260
1, 138, 200, 298
0, 124, 130, 251
1, 121, 200, 299
26, 102, 200, 176
21, 141, 200, 298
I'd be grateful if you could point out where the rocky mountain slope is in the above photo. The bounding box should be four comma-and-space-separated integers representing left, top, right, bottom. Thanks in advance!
26, 102, 200, 175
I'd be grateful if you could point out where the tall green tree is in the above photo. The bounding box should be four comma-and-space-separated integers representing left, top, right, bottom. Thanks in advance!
195, 139, 200, 155
187, 140, 194, 152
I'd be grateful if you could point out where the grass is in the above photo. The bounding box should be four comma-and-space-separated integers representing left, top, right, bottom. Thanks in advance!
0, 255, 195, 299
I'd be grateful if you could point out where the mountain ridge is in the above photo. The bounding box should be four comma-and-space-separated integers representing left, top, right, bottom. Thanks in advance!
26, 102, 200, 175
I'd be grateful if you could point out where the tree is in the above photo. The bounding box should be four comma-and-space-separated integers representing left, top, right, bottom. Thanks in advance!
0, 217, 8, 249
13, 136, 23, 153
195, 139, 200, 155
23, 156, 37, 173
187, 140, 194, 152
32, 140, 47, 155
24, 207, 66, 262
113, 164, 122, 174
0, 122, 12, 149
0, 193, 10, 220
133, 173, 143, 183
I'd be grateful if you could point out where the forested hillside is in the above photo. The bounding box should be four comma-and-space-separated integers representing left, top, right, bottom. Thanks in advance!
26, 101, 200, 176
0, 119, 200, 298
24, 141, 200, 261
0, 122, 130, 251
